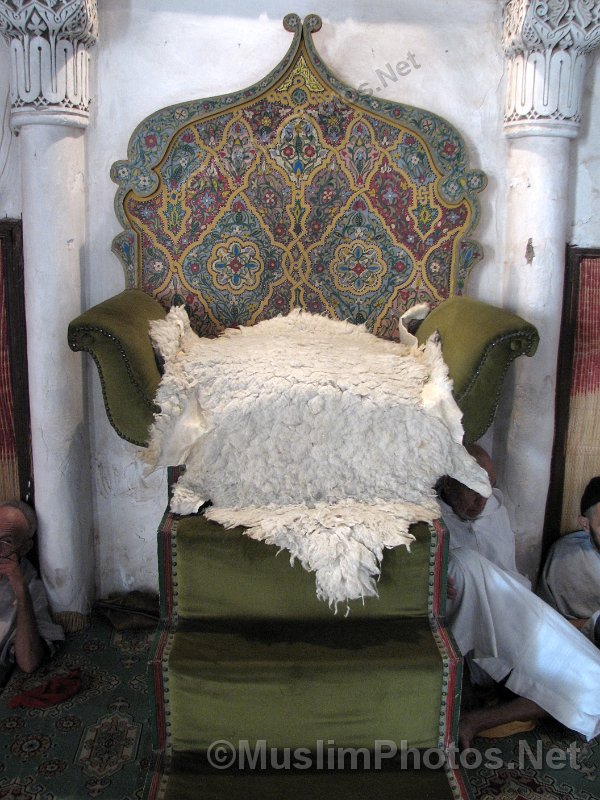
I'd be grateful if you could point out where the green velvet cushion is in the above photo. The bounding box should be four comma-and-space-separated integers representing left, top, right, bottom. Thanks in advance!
172, 516, 435, 621
416, 296, 539, 443
67, 289, 166, 446
167, 618, 444, 751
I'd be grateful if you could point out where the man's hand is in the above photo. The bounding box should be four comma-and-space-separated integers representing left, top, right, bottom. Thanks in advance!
0, 555, 28, 596
568, 617, 591, 631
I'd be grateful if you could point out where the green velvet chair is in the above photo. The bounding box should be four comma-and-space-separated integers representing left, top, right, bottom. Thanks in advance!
68, 14, 538, 799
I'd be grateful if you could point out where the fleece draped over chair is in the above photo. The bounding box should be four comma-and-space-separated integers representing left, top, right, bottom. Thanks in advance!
145, 307, 489, 607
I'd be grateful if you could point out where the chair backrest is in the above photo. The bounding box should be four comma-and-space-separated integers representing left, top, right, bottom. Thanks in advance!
111, 14, 486, 340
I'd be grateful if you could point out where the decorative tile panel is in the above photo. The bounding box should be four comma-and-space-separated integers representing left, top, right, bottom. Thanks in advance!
112, 14, 486, 339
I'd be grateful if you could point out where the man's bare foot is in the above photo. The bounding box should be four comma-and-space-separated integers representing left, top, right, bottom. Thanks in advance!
458, 697, 546, 750
459, 708, 489, 750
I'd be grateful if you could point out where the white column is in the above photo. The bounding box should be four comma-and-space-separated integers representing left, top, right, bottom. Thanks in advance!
0, 0, 97, 627
495, 0, 600, 578
495, 135, 571, 575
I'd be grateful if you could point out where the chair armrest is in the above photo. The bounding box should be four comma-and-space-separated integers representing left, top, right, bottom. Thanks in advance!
416, 296, 539, 444
68, 289, 166, 446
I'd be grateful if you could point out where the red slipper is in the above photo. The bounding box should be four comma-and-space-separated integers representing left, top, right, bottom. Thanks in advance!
8, 668, 82, 709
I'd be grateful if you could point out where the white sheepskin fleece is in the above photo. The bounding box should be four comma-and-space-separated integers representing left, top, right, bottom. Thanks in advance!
145, 307, 490, 608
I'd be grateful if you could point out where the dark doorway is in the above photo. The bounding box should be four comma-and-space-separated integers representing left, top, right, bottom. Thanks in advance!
0, 219, 32, 504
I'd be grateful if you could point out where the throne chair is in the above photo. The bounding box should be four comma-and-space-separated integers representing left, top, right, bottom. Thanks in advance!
68, 14, 538, 799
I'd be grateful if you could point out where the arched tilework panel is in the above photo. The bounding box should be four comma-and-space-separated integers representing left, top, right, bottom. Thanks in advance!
111, 14, 486, 340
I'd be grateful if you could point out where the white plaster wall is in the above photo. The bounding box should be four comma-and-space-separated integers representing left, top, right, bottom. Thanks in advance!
87, 0, 508, 595
0, 42, 21, 218
571, 51, 600, 247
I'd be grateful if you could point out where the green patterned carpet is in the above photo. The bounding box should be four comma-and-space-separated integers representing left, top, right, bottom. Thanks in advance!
466, 718, 600, 800
0, 614, 152, 799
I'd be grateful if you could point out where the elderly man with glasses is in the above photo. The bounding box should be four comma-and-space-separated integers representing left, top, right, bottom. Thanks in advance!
0, 500, 63, 681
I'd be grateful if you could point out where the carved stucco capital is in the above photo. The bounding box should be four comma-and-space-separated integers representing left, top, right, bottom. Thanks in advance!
0, 0, 98, 129
503, 0, 600, 138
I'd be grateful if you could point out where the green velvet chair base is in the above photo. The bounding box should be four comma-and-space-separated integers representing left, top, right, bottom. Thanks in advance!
172, 515, 434, 622
151, 762, 460, 800
167, 618, 444, 752
146, 512, 464, 800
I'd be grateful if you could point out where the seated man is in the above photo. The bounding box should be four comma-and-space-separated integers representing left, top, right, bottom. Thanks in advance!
438, 446, 600, 748
0, 500, 64, 680
538, 477, 600, 643
439, 445, 529, 587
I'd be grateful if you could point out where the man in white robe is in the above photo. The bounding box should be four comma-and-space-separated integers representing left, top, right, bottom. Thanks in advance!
438, 447, 600, 748
538, 476, 600, 643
